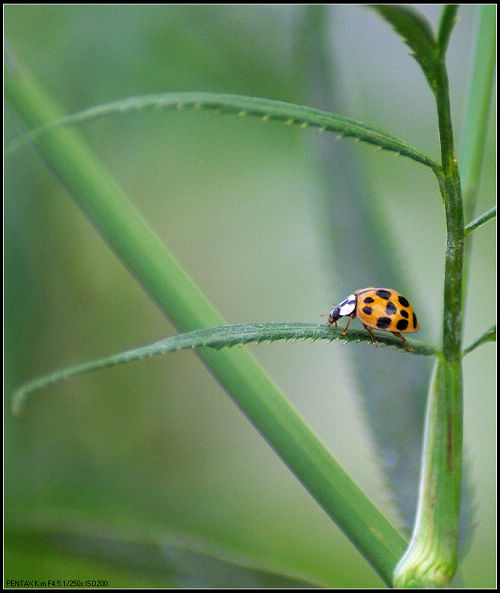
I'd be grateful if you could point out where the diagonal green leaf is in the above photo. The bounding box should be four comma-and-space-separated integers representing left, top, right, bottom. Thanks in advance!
6, 91, 439, 170
464, 205, 496, 236
463, 325, 496, 356
11, 322, 437, 415
370, 5, 440, 91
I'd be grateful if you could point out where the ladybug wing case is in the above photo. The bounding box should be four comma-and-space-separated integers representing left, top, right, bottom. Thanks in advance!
355, 288, 419, 333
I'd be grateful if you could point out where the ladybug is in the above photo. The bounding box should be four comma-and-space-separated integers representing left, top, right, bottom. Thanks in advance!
327, 287, 419, 351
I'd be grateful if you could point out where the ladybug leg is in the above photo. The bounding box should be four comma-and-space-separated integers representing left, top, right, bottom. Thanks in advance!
392, 331, 415, 352
340, 313, 355, 335
363, 324, 378, 346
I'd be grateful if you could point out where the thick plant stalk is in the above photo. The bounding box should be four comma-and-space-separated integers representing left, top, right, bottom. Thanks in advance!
393, 357, 463, 586
393, 9, 465, 586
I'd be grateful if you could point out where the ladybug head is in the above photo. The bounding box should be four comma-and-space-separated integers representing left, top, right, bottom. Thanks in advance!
327, 294, 357, 327
327, 305, 341, 326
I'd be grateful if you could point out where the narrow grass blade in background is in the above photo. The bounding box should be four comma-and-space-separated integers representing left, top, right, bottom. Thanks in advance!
6, 516, 326, 588
459, 4, 496, 219
295, 4, 433, 535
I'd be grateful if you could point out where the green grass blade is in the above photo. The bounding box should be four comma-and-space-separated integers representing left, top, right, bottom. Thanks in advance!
5, 46, 407, 585
11, 322, 437, 415
6, 91, 439, 170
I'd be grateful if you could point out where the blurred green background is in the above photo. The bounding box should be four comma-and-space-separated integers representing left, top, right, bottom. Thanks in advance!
5, 5, 495, 588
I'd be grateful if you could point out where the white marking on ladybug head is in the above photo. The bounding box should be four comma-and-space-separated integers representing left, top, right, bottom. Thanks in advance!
338, 295, 356, 317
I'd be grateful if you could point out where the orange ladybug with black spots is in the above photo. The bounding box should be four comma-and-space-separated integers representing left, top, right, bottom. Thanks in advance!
327, 287, 419, 351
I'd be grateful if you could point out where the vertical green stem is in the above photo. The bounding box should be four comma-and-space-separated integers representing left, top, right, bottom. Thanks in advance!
394, 51, 465, 588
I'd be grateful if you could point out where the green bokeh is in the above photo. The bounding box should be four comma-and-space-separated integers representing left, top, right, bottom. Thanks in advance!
5, 5, 495, 588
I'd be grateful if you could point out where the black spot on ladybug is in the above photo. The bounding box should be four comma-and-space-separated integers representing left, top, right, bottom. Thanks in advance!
377, 317, 391, 329
386, 302, 397, 315
362, 306, 373, 315
400, 309, 409, 319
363, 296, 374, 304
397, 319, 409, 331
413, 313, 418, 328
398, 295, 410, 308
376, 289, 391, 300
